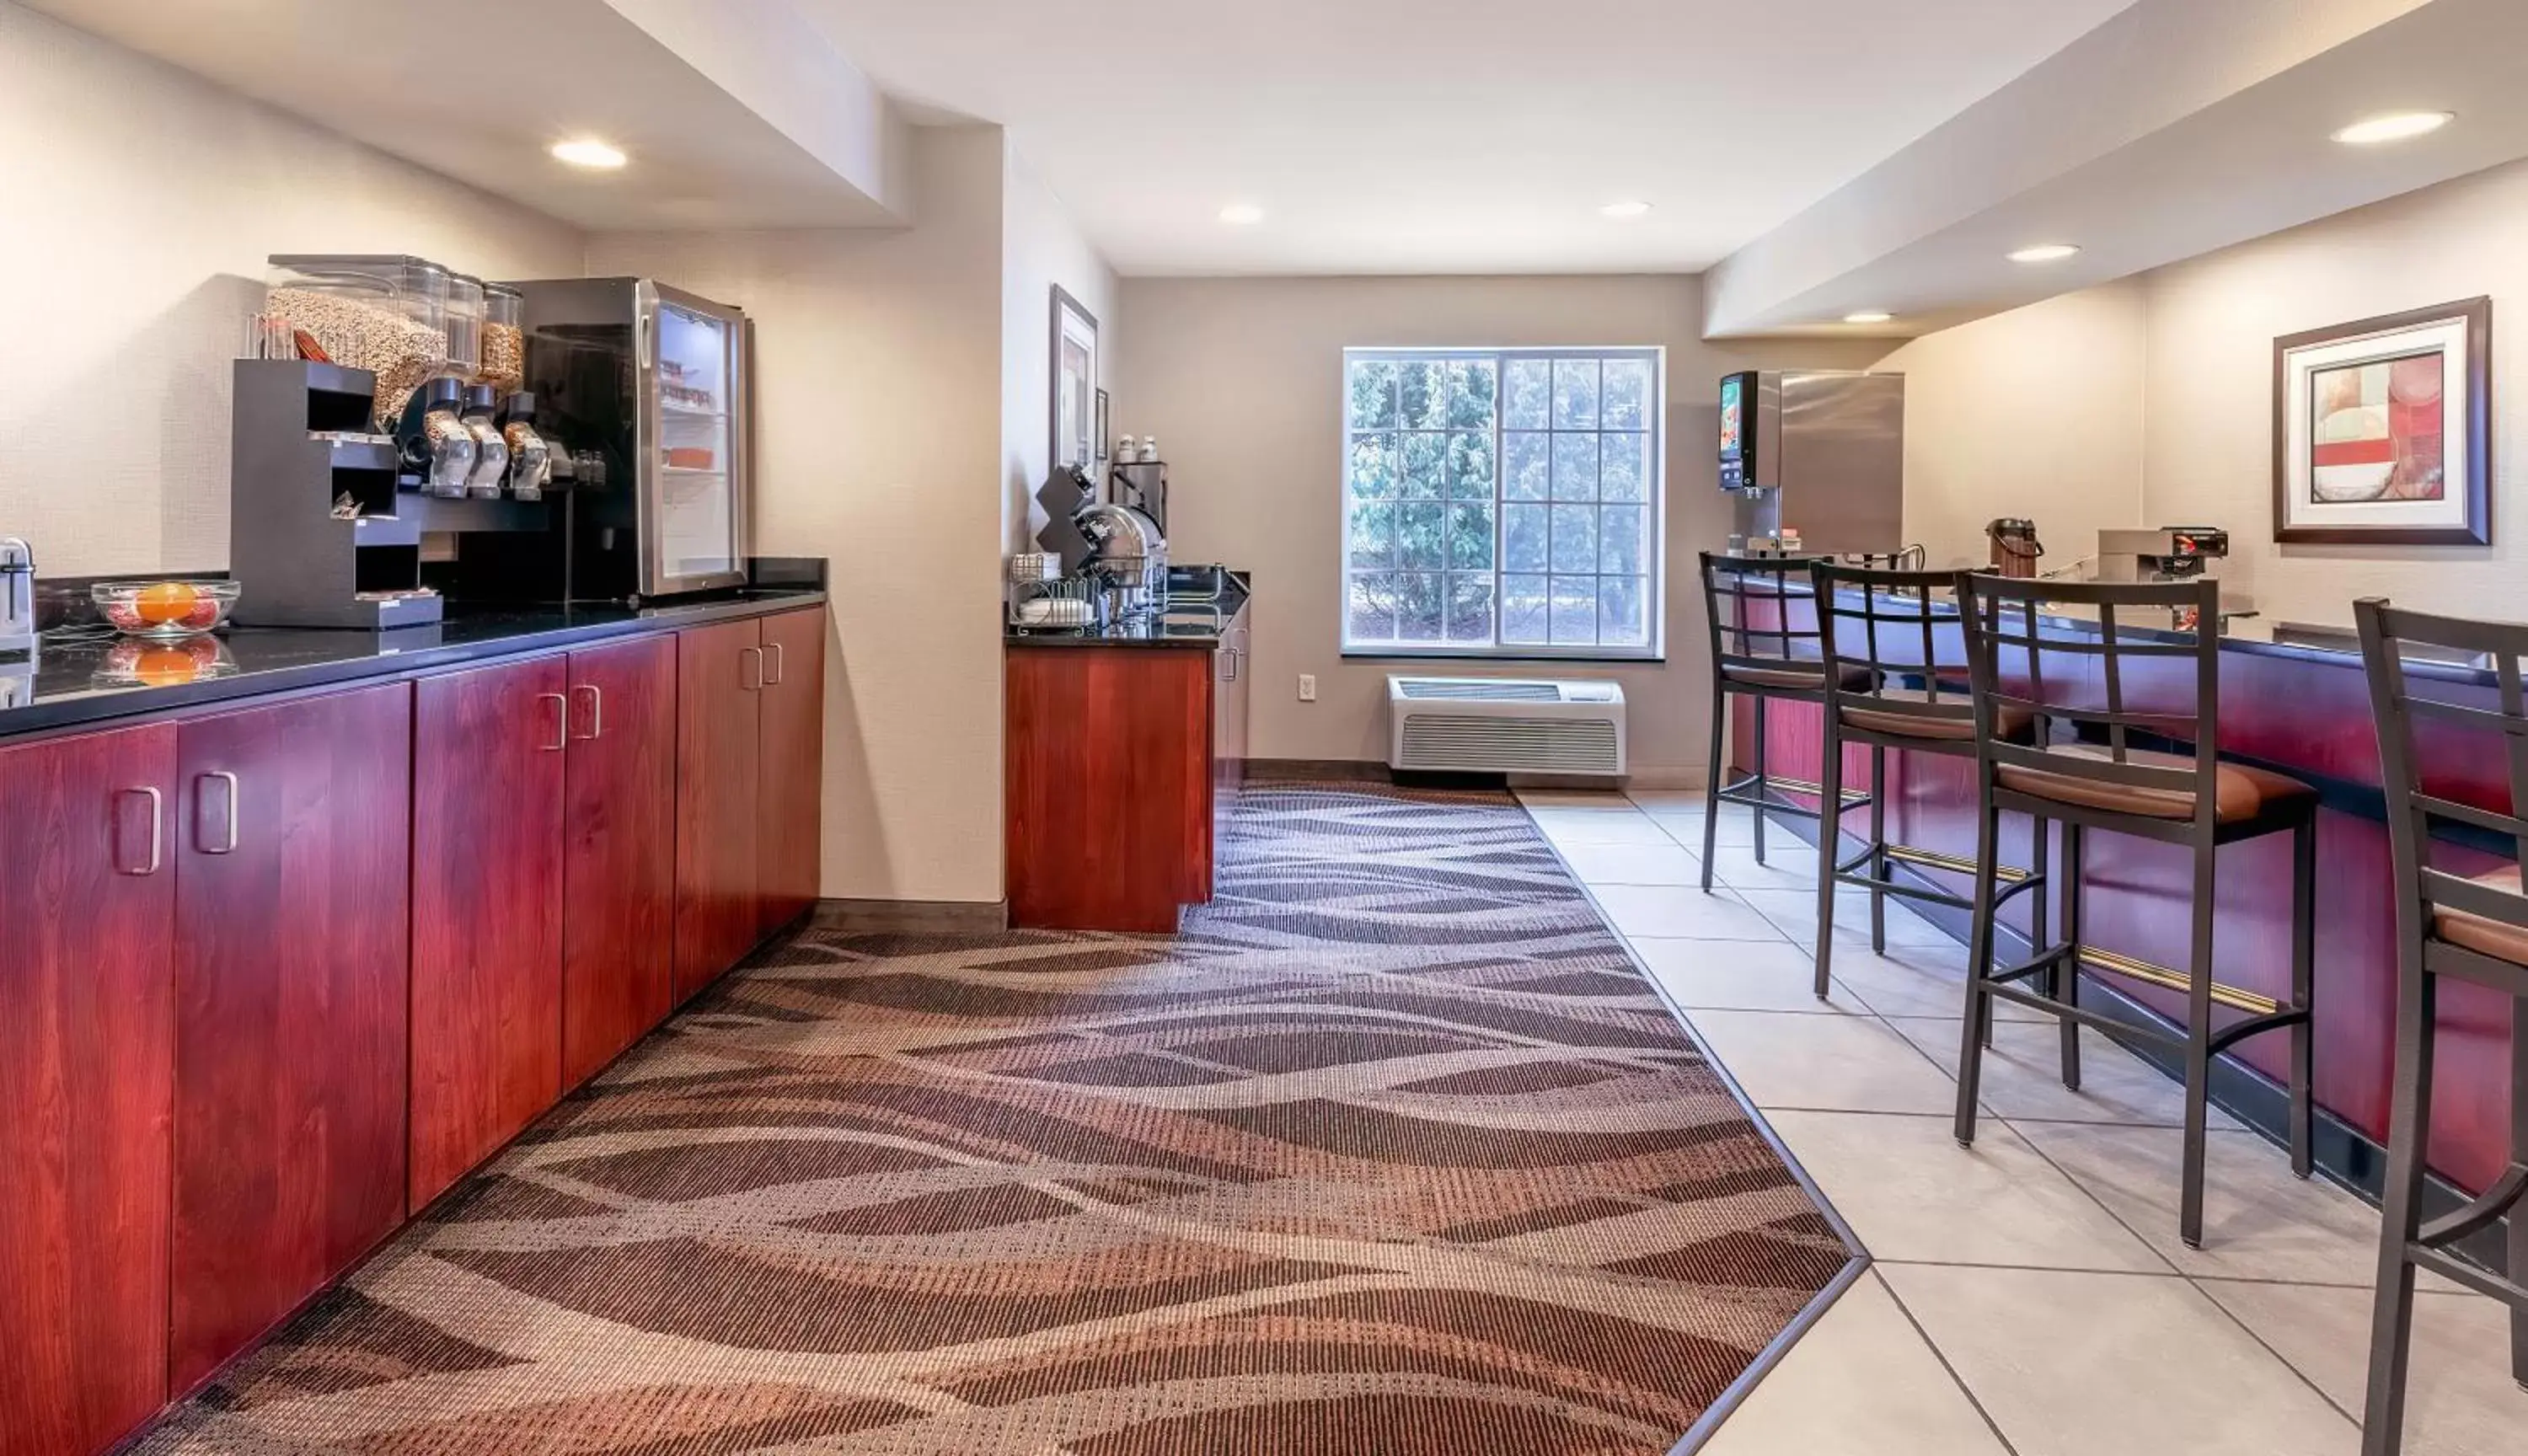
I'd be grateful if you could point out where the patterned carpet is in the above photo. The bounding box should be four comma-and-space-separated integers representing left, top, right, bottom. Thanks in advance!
142, 782, 1855, 1456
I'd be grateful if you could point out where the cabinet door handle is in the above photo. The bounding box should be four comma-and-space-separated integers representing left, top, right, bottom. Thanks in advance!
573, 683, 604, 741
764, 640, 787, 687
1219, 647, 1239, 682
116, 786, 163, 876
742, 645, 764, 691
200, 771, 240, 855
538, 692, 569, 751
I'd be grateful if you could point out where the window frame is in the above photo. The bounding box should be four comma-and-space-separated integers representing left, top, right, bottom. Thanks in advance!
1340, 345, 1667, 662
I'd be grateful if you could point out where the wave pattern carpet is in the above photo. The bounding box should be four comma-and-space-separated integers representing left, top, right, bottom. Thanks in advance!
142, 782, 1855, 1456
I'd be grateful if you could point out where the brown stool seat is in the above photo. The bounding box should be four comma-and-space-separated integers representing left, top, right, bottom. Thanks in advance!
1997, 744, 2315, 822
1842, 688, 2033, 742
1725, 661, 1871, 691
2434, 865, 2528, 966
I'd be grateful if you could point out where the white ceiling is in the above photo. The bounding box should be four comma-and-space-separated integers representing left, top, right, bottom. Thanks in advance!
26, 0, 909, 230
799, 0, 2138, 276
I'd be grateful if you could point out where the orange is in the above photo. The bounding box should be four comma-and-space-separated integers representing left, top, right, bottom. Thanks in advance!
136, 581, 201, 626
131, 647, 200, 687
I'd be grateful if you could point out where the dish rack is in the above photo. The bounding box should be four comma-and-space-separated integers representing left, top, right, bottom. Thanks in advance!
1007, 555, 1102, 630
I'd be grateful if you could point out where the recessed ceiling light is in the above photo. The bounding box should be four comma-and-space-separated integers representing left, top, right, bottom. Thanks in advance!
1600, 200, 1653, 220
2333, 110, 2454, 146
2008, 243, 2081, 264
1844, 310, 1893, 324
1218, 202, 1265, 226
550, 138, 628, 170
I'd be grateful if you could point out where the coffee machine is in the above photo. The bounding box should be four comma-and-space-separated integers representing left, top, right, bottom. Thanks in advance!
2097, 527, 2247, 628
1718, 370, 1904, 555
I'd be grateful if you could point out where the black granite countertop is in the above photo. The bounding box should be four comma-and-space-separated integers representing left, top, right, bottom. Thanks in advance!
0, 589, 827, 741
1758, 575, 2497, 687
1005, 566, 1250, 649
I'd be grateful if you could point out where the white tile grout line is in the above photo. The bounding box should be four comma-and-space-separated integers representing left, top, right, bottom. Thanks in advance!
1527, 790, 2380, 1438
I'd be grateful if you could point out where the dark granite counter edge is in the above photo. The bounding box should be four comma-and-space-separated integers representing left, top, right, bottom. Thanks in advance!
0, 590, 827, 742
1005, 567, 1249, 649
1775, 579, 2497, 688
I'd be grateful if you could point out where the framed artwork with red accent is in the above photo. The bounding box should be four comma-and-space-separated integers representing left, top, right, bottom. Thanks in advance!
2274, 297, 2489, 545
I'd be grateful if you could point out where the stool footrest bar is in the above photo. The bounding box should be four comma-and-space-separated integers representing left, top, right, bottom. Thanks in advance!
2407, 1245, 2528, 1311
2417, 1164, 2528, 1249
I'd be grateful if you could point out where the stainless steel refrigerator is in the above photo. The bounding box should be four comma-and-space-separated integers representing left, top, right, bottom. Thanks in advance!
1718, 370, 1904, 555
511, 277, 753, 602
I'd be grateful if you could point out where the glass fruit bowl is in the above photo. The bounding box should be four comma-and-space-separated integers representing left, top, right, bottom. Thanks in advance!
93, 580, 239, 640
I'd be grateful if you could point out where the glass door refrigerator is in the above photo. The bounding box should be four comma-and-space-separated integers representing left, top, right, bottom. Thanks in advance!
512, 277, 752, 602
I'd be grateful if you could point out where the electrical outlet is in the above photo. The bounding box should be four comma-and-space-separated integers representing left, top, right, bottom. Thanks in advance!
1298, 674, 1317, 703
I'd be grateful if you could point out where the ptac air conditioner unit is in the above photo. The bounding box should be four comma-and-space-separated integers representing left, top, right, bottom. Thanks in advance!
1386, 677, 1626, 777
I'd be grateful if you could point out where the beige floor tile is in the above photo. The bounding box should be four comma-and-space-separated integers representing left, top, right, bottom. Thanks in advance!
2015, 1123, 2449, 1289
1704, 842, 1824, 893
1764, 1111, 2170, 1272
1684, 1009, 1961, 1115
1517, 790, 1640, 811
1742, 886, 1955, 948
1886, 1015, 2244, 1130
1823, 942, 2044, 1023
1589, 883, 1786, 941
1646, 805, 1760, 848
1629, 937, 1871, 1014
1699, 1273, 2010, 1456
1624, 788, 1709, 811
1529, 810, 1679, 848
1551, 840, 1704, 886
1881, 1264, 2361, 1456
2199, 1279, 2526, 1456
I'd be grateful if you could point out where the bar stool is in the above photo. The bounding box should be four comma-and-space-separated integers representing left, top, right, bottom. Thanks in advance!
1952, 574, 2318, 1248
2354, 597, 2528, 1454
1697, 551, 1870, 888
1808, 560, 2048, 1000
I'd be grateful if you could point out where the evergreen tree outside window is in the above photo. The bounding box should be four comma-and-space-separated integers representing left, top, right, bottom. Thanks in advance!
1344, 347, 1663, 658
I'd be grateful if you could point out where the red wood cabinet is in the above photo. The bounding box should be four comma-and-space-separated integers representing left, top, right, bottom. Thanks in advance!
1006, 644, 1213, 932
409, 656, 568, 1209
0, 724, 176, 1456
169, 684, 412, 1394
756, 608, 826, 934
676, 619, 763, 999
561, 636, 679, 1088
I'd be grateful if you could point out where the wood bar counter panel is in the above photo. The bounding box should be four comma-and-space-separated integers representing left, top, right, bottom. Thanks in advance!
409, 656, 567, 1209
561, 636, 678, 1089
676, 618, 762, 999
170, 683, 413, 1394
757, 607, 826, 935
1006, 644, 1213, 933
0, 723, 177, 1456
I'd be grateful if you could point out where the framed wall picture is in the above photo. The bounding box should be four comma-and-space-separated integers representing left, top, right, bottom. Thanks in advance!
1051, 286, 1098, 477
2273, 297, 2490, 545
1095, 387, 1111, 465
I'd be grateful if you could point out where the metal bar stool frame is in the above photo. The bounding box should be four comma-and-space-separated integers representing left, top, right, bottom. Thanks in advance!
1808, 560, 2049, 1001
2355, 597, 2528, 1454
1696, 551, 1872, 888
1953, 573, 2317, 1249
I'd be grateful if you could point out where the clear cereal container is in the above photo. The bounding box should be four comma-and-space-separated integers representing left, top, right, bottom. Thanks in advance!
445, 273, 485, 383
264, 255, 453, 426
480, 282, 525, 393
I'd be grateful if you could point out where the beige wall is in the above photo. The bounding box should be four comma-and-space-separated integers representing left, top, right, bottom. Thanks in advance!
1895, 158, 2528, 627
2143, 158, 2528, 625
1879, 281, 2148, 570
1001, 145, 1117, 554
1117, 274, 1883, 783
0, 0, 586, 575
589, 127, 1010, 906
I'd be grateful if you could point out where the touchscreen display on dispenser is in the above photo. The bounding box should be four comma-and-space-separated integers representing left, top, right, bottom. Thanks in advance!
1719, 376, 1743, 461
